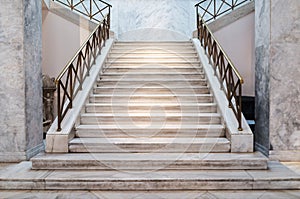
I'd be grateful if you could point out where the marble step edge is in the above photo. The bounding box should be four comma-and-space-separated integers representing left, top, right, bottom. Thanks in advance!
99, 76, 206, 80
114, 41, 193, 45
92, 85, 208, 89
75, 124, 225, 130
96, 79, 208, 83
68, 141, 230, 153
74, 125, 225, 138
99, 72, 205, 75
109, 51, 198, 54
89, 93, 213, 97
102, 65, 203, 69
85, 102, 217, 107
69, 137, 230, 145
92, 89, 211, 94
31, 152, 268, 170
80, 112, 221, 117
105, 61, 200, 64
107, 56, 199, 59
2, 162, 299, 191
111, 46, 195, 48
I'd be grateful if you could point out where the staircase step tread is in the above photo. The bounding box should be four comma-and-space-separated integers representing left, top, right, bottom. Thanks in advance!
69, 137, 229, 145
106, 61, 200, 64
81, 113, 221, 117
109, 52, 197, 54
32, 152, 266, 162
106, 65, 202, 68
85, 103, 217, 107
76, 124, 225, 130
6, 162, 299, 190
114, 41, 193, 44
108, 56, 198, 58
100, 72, 204, 75
94, 86, 208, 89
96, 78, 207, 83
90, 94, 212, 97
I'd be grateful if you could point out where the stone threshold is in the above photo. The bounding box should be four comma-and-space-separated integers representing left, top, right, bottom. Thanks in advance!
31, 152, 267, 170
0, 161, 299, 191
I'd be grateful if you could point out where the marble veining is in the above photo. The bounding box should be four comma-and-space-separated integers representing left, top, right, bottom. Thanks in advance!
107, 0, 199, 40
0, 0, 43, 161
24, 0, 43, 152
255, 0, 300, 156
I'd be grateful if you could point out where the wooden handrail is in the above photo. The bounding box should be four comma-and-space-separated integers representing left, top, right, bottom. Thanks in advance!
196, 5, 244, 131
55, 3, 111, 131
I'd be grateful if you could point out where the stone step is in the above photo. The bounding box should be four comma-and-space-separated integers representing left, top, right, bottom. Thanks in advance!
102, 68, 204, 73
108, 54, 198, 59
85, 103, 217, 113
109, 52, 199, 57
75, 124, 225, 138
112, 45, 196, 50
68, 137, 230, 153
80, 112, 222, 125
110, 48, 197, 54
99, 73, 206, 80
92, 86, 211, 95
31, 152, 267, 170
89, 94, 214, 103
105, 64, 202, 69
96, 79, 208, 87
107, 57, 199, 62
114, 41, 193, 46
2, 162, 299, 191
105, 60, 201, 67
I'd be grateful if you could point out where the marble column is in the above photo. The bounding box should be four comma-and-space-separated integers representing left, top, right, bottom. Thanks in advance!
255, 0, 300, 160
0, 0, 43, 162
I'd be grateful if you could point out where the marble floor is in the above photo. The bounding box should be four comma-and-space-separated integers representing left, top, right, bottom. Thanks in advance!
1, 190, 300, 199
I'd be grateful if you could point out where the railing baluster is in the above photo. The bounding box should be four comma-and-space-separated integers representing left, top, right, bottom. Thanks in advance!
54, 1, 112, 131
195, 0, 251, 22
238, 82, 243, 130
57, 82, 62, 131
195, 2, 244, 131
214, 0, 216, 20
90, 0, 92, 20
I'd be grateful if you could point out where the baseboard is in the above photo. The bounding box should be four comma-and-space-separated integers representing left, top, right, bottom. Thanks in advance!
255, 142, 269, 157
269, 150, 300, 161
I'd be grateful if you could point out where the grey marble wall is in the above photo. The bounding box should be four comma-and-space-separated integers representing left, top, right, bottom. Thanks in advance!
107, 0, 199, 40
0, 0, 43, 162
255, 0, 300, 159
255, 0, 271, 156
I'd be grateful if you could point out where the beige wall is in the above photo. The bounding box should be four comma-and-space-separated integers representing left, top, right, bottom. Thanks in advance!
214, 12, 255, 96
42, 9, 90, 78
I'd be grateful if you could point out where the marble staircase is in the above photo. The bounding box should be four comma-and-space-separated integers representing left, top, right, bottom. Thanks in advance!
33, 41, 267, 170
1, 41, 300, 193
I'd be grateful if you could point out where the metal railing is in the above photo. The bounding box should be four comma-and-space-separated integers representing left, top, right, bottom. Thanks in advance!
53, 0, 111, 23
55, 3, 111, 131
196, 7, 243, 131
195, 0, 252, 23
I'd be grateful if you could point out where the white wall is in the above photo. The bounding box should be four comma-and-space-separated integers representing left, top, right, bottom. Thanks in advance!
213, 12, 255, 96
42, 9, 91, 78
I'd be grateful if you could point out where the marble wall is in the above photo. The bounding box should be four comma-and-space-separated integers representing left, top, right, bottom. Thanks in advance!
0, 0, 43, 162
254, 0, 271, 156
255, 0, 300, 160
107, 0, 199, 40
